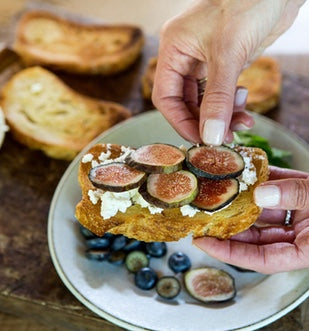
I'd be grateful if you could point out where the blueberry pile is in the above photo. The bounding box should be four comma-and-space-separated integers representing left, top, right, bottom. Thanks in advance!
79, 225, 191, 300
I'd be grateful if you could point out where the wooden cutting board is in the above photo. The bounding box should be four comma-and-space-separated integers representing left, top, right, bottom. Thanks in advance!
0, 38, 308, 330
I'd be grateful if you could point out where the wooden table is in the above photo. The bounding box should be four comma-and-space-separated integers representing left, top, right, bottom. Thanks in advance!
0, 32, 308, 330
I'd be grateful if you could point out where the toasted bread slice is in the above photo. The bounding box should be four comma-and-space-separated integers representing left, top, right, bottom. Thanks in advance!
75, 143, 269, 242
142, 56, 281, 113
0, 67, 131, 160
13, 10, 144, 75
237, 57, 281, 113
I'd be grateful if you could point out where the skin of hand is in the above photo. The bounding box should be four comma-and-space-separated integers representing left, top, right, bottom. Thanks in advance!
193, 166, 309, 274
152, 0, 305, 145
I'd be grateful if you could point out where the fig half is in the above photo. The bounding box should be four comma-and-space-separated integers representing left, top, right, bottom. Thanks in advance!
184, 267, 236, 303
139, 170, 198, 208
89, 162, 146, 192
126, 143, 185, 174
192, 178, 239, 211
186, 145, 245, 179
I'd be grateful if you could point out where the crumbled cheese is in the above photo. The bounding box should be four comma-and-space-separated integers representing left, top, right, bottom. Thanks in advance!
30, 82, 43, 94
180, 205, 198, 217
132, 193, 164, 214
88, 189, 101, 204
100, 190, 136, 219
82, 153, 94, 163
238, 151, 257, 192
98, 150, 112, 163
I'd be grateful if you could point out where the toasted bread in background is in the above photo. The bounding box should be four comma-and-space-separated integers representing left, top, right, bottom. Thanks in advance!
13, 10, 144, 75
0, 67, 131, 160
75, 143, 269, 242
237, 57, 281, 113
142, 56, 281, 114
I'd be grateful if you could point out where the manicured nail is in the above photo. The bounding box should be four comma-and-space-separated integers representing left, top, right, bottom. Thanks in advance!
234, 88, 248, 107
254, 185, 281, 207
232, 123, 250, 131
203, 119, 225, 145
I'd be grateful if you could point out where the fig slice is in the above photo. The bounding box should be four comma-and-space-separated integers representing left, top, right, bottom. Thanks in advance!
192, 178, 239, 211
184, 267, 236, 303
89, 162, 146, 192
125, 143, 185, 174
139, 170, 198, 208
186, 145, 245, 179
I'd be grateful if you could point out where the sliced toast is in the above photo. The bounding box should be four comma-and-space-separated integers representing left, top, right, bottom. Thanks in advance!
142, 56, 281, 114
75, 143, 269, 242
0, 67, 131, 160
13, 10, 144, 75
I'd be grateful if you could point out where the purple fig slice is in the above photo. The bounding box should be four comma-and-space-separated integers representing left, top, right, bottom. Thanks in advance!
125, 143, 185, 174
192, 178, 239, 211
186, 145, 245, 179
139, 170, 198, 208
184, 267, 236, 303
89, 162, 146, 192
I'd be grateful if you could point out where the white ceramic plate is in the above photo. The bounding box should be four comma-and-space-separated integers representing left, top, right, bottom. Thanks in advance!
48, 110, 309, 331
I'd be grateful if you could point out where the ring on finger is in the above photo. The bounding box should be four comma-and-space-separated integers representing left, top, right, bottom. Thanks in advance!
284, 210, 294, 226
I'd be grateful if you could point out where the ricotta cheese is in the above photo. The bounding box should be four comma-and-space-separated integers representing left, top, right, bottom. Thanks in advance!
238, 151, 257, 192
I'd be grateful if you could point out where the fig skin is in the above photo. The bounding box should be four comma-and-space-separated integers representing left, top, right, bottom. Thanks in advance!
125, 143, 185, 174
184, 267, 236, 303
186, 145, 245, 179
191, 178, 239, 211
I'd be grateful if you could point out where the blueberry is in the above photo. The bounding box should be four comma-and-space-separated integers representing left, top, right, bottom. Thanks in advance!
145, 242, 167, 258
79, 225, 97, 239
86, 248, 110, 261
86, 237, 111, 249
135, 267, 158, 290
168, 252, 191, 273
110, 235, 129, 251
108, 250, 127, 265
123, 239, 144, 252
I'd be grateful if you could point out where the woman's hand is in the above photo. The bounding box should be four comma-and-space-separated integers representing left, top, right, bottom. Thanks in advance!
193, 166, 309, 274
152, 0, 304, 145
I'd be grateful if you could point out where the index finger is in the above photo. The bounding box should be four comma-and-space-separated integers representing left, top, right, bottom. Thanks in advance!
152, 53, 202, 143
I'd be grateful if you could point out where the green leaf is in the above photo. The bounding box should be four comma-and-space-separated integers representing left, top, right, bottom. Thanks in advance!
232, 132, 291, 168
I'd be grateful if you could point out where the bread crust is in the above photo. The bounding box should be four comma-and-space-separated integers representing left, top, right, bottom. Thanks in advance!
142, 56, 281, 114
75, 143, 269, 242
13, 10, 144, 75
0, 67, 131, 160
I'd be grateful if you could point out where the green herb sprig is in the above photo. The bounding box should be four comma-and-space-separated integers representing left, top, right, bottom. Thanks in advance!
233, 132, 292, 168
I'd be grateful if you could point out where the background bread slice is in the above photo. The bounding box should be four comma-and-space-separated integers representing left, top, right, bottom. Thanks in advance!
0, 67, 131, 160
75, 143, 269, 242
142, 56, 281, 114
13, 10, 144, 75
237, 57, 281, 113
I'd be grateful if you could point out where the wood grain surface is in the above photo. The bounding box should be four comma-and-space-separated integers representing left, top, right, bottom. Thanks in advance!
0, 36, 308, 331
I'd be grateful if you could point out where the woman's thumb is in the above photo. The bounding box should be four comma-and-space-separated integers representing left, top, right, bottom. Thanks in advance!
254, 178, 309, 210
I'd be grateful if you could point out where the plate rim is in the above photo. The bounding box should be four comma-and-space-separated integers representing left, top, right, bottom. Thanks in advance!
48, 110, 309, 331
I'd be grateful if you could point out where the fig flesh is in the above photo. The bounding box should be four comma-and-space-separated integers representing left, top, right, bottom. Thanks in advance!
89, 162, 146, 192
139, 170, 198, 208
186, 145, 245, 179
192, 178, 239, 211
126, 143, 185, 174
184, 267, 236, 303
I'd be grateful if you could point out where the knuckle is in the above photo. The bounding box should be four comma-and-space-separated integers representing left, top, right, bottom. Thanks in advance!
293, 179, 309, 209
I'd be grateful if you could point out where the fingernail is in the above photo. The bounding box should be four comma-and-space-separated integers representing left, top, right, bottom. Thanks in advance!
254, 185, 281, 207
203, 119, 225, 145
234, 88, 248, 107
232, 123, 250, 131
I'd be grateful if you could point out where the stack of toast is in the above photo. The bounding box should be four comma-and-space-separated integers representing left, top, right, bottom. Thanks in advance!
0, 10, 145, 159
